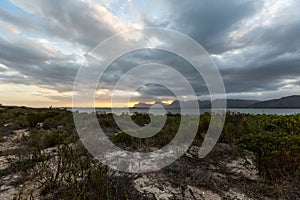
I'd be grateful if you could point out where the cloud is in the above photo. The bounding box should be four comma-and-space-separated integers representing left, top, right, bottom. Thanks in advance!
0, 35, 79, 92
0, 7, 34, 34
221, 54, 300, 93
96, 49, 209, 98
0, 0, 300, 106
0, 35, 51, 65
146, 0, 263, 54
8, 0, 129, 48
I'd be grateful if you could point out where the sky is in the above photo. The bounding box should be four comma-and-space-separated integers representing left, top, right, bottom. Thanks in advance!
0, 0, 300, 107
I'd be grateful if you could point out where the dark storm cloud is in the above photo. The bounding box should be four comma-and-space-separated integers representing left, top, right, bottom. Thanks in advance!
0, 35, 52, 66
140, 0, 300, 97
244, 20, 300, 58
9, 0, 118, 48
98, 49, 209, 97
0, 36, 79, 92
221, 54, 300, 93
146, 0, 263, 54
217, 6, 300, 94
102, 49, 197, 80
137, 84, 175, 97
1, 0, 300, 103
0, 60, 79, 93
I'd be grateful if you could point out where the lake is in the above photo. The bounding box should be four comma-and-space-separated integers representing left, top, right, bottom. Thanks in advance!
70, 108, 300, 115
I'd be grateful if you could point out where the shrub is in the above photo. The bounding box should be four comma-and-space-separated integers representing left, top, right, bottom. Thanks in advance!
220, 123, 236, 145
238, 131, 300, 180
27, 111, 60, 128
44, 132, 63, 148
113, 131, 133, 146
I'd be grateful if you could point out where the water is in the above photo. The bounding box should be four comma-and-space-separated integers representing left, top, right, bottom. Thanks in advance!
70, 107, 300, 115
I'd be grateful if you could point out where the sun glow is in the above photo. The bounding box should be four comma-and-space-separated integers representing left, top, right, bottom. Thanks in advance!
161, 100, 173, 105
95, 101, 138, 108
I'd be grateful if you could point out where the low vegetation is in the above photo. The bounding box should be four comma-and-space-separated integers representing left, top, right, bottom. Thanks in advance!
0, 106, 299, 199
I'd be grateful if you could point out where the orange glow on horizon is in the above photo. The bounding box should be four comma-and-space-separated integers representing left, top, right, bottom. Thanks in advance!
144, 101, 156, 105
95, 101, 139, 108
162, 100, 174, 105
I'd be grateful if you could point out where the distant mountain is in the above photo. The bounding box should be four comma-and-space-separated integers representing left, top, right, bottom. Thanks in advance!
167, 99, 259, 108
134, 99, 259, 108
133, 101, 167, 108
166, 100, 210, 108
133, 95, 300, 109
217, 99, 259, 108
250, 95, 300, 108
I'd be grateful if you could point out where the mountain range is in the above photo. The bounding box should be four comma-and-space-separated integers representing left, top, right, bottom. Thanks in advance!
133, 95, 300, 109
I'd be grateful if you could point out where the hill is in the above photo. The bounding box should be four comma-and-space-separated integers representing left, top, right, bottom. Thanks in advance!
133, 95, 300, 109
250, 95, 300, 108
136, 99, 259, 108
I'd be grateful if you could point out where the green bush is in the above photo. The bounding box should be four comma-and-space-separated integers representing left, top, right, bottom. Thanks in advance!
238, 130, 300, 180
220, 123, 236, 145
24, 129, 43, 151
27, 111, 60, 128
44, 132, 63, 148
113, 131, 133, 146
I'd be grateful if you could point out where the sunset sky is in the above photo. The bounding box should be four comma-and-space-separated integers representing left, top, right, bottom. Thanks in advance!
0, 0, 300, 107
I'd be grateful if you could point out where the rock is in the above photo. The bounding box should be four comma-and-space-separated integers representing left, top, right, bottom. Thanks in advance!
225, 151, 258, 180
133, 175, 222, 200
133, 176, 176, 199
184, 185, 221, 200
225, 188, 253, 200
